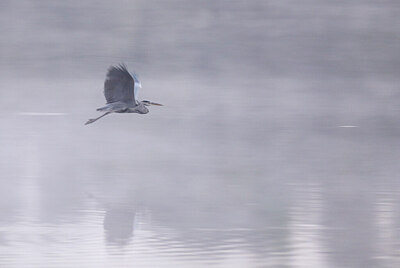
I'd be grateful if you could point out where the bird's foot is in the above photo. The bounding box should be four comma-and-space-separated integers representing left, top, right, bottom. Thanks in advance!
85, 119, 96, 125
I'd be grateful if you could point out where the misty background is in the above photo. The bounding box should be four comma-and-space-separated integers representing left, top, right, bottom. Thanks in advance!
1, 0, 400, 267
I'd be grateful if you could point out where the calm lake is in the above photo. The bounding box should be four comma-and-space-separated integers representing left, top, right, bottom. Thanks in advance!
1, 0, 400, 267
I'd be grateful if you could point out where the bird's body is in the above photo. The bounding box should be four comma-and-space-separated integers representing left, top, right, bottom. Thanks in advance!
85, 64, 162, 125
96, 101, 149, 114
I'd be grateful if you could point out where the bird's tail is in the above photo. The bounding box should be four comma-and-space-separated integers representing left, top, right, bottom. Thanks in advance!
96, 106, 107, 112
96, 102, 124, 112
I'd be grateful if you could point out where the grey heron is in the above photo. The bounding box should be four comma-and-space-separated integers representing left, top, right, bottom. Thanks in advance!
85, 64, 162, 125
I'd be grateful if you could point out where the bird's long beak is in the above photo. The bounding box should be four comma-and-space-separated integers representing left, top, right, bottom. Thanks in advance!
150, 102, 163, 106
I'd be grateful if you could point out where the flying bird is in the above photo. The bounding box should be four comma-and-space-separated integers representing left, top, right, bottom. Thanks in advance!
85, 64, 162, 125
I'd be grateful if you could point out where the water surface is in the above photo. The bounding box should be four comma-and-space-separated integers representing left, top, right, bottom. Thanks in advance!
1, 1, 400, 267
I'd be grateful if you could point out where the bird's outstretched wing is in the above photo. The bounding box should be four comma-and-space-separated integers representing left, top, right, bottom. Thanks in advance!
104, 64, 136, 104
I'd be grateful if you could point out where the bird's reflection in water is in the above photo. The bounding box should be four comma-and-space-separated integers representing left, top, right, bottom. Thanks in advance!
103, 207, 136, 246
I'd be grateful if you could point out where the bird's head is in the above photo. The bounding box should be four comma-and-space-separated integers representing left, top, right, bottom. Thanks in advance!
142, 100, 163, 106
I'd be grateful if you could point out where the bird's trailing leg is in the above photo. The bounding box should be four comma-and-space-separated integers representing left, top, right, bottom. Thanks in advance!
85, 112, 111, 125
